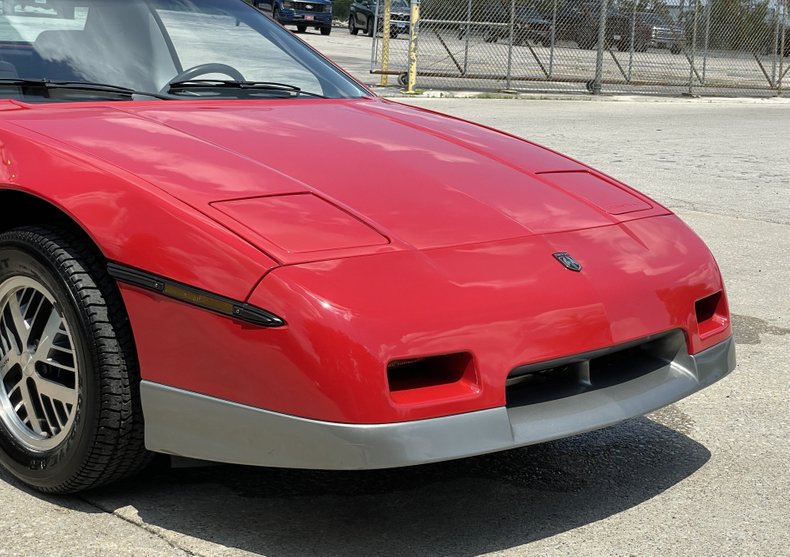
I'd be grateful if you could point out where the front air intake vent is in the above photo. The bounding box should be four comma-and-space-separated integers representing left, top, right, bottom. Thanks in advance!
506, 330, 685, 407
387, 353, 479, 405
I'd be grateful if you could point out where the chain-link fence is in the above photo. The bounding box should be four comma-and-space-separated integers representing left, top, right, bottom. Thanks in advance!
368, 0, 789, 95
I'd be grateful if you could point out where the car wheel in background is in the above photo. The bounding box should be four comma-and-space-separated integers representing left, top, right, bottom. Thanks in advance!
321, 26, 331, 35
670, 44, 681, 54
296, 24, 307, 32
0, 227, 149, 493
349, 16, 358, 35
366, 19, 373, 37
578, 32, 596, 49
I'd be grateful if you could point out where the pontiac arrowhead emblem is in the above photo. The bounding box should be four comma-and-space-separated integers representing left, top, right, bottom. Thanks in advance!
553, 252, 582, 272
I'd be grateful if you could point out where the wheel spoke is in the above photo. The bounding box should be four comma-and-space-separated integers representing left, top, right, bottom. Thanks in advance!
34, 376, 77, 409
0, 351, 19, 380
9, 293, 30, 346
32, 307, 64, 362
0, 313, 17, 355
17, 382, 45, 435
39, 358, 76, 373
3, 295, 28, 354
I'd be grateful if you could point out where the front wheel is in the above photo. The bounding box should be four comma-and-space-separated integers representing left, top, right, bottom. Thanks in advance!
349, 15, 359, 35
296, 24, 306, 33
321, 26, 331, 36
0, 227, 149, 493
366, 18, 374, 37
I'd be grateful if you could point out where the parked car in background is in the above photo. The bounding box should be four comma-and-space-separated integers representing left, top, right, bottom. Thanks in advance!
614, 12, 685, 54
2, 0, 74, 17
760, 19, 790, 57
459, 3, 552, 47
555, 0, 621, 49
254, 0, 332, 35
349, 0, 410, 38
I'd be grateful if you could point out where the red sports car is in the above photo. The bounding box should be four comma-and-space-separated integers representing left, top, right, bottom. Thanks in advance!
0, 0, 734, 493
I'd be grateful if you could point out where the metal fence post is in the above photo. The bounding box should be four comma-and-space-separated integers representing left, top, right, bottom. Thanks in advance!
379, 0, 392, 86
687, 0, 699, 95
628, 5, 636, 82
549, 0, 557, 77
779, 1, 787, 96
506, 0, 515, 89
405, 0, 421, 93
592, 0, 609, 94
702, 0, 710, 85
463, 0, 471, 75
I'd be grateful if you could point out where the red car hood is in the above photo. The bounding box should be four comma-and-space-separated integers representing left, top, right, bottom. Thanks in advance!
9, 98, 669, 263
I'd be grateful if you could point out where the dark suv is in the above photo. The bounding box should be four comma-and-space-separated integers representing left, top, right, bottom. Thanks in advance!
349, 0, 410, 38
459, 4, 552, 46
555, 0, 621, 49
613, 12, 686, 54
254, 0, 333, 35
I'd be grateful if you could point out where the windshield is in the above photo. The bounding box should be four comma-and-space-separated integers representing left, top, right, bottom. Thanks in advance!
0, 0, 369, 102
373, 0, 409, 10
638, 13, 671, 26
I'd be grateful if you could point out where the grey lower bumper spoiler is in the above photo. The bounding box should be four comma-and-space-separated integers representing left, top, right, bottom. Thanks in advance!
141, 336, 735, 469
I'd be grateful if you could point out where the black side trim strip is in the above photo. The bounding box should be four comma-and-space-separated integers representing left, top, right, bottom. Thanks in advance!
107, 262, 285, 328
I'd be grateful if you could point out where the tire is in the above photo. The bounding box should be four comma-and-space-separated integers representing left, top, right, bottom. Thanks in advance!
2, 0, 13, 15
321, 26, 331, 36
366, 18, 374, 37
0, 227, 149, 493
296, 24, 306, 33
578, 33, 596, 50
349, 15, 359, 35
670, 44, 681, 55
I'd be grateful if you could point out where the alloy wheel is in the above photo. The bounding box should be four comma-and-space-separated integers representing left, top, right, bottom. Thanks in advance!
0, 276, 80, 452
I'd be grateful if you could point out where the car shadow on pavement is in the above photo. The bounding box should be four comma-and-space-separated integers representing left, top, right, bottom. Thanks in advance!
66, 413, 710, 556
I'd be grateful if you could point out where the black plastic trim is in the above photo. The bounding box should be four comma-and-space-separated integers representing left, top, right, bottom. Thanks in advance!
107, 262, 285, 328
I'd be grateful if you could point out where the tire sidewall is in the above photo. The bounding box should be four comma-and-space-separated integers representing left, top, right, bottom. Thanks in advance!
0, 236, 99, 490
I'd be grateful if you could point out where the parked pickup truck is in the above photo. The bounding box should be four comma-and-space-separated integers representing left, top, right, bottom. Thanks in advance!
613, 12, 686, 54
253, 0, 333, 35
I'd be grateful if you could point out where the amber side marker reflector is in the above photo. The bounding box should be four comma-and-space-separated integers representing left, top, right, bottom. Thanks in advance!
107, 263, 285, 328
695, 291, 728, 339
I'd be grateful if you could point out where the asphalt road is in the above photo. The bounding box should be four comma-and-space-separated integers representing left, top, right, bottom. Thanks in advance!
2, 27, 789, 557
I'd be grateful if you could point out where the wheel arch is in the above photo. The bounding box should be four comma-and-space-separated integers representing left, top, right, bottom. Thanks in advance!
0, 188, 106, 261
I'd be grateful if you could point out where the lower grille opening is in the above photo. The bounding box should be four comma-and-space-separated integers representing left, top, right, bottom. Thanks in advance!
506, 330, 685, 408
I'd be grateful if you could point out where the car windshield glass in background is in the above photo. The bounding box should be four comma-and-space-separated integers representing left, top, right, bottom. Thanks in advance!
374, 0, 409, 10
0, 0, 368, 102
640, 13, 670, 25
